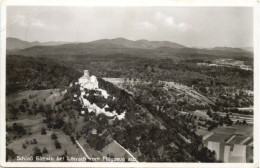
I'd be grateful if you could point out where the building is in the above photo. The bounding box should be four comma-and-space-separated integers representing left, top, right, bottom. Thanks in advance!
207, 141, 250, 162
91, 129, 97, 135
78, 70, 99, 90
77, 70, 125, 120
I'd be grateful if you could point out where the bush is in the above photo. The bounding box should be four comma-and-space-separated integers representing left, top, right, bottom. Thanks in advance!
12, 123, 26, 134
32, 146, 42, 160
6, 148, 17, 161
70, 135, 76, 144
54, 140, 61, 149
22, 99, 28, 104
41, 127, 47, 135
42, 147, 48, 154
33, 138, 37, 144
19, 104, 26, 112
51, 133, 57, 140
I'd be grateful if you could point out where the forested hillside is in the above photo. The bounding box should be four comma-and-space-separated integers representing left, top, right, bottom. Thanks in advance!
6, 55, 81, 94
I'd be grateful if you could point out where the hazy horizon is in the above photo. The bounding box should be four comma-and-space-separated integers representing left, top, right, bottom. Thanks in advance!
6, 36, 254, 49
7, 6, 253, 48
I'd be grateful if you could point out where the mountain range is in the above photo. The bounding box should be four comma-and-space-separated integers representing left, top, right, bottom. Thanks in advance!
7, 37, 186, 51
6, 37, 253, 59
90, 38, 186, 49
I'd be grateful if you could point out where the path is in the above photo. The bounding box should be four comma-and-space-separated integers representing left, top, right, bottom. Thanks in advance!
113, 140, 139, 162
226, 135, 236, 143
203, 132, 214, 140
76, 140, 91, 160
239, 137, 251, 145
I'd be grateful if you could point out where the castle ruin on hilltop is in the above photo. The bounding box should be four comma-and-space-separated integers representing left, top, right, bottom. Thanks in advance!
78, 70, 99, 90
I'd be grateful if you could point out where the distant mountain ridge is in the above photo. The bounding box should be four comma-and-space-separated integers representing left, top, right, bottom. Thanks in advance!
7, 37, 253, 59
7, 37, 187, 51
7, 37, 253, 53
212, 47, 250, 53
6, 37, 70, 50
203, 46, 253, 53
90, 38, 187, 49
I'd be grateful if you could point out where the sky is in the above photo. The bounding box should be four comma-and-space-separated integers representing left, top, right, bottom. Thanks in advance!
6, 6, 253, 48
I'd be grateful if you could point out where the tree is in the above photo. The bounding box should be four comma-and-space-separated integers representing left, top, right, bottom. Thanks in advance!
33, 138, 37, 144
6, 148, 17, 161
27, 108, 33, 115
10, 108, 18, 119
76, 131, 80, 140
32, 146, 42, 160
219, 119, 223, 126
53, 116, 64, 129
32, 101, 37, 109
42, 147, 48, 154
25, 102, 29, 108
12, 123, 26, 134
41, 127, 47, 135
197, 147, 216, 162
51, 133, 57, 140
38, 103, 45, 112
70, 135, 76, 144
206, 109, 213, 118
54, 140, 61, 149
63, 150, 68, 161
22, 98, 28, 104
19, 104, 26, 112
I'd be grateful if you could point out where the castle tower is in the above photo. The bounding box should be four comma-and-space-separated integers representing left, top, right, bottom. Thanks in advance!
84, 70, 90, 78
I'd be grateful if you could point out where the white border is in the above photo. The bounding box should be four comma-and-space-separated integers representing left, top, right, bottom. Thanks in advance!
1, 0, 259, 167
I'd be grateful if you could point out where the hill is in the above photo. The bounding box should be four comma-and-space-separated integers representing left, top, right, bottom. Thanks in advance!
211, 47, 251, 53
7, 38, 253, 60
90, 38, 187, 49
7, 38, 38, 50
6, 55, 81, 94
7, 37, 253, 61
6, 37, 69, 50
10, 43, 253, 62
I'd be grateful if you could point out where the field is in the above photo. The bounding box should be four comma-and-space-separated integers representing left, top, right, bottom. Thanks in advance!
163, 81, 215, 105
200, 124, 253, 143
7, 127, 84, 161
100, 141, 134, 160
77, 137, 103, 160
6, 89, 66, 119
78, 138, 136, 162
7, 89, 65, 106
6, 88, 84, 161
103, 77, 215, 106
216, 112, 253, 125
213, 125, 253, 137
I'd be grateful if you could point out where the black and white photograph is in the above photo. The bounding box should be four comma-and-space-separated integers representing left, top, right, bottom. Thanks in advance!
0, 1, 259, 167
